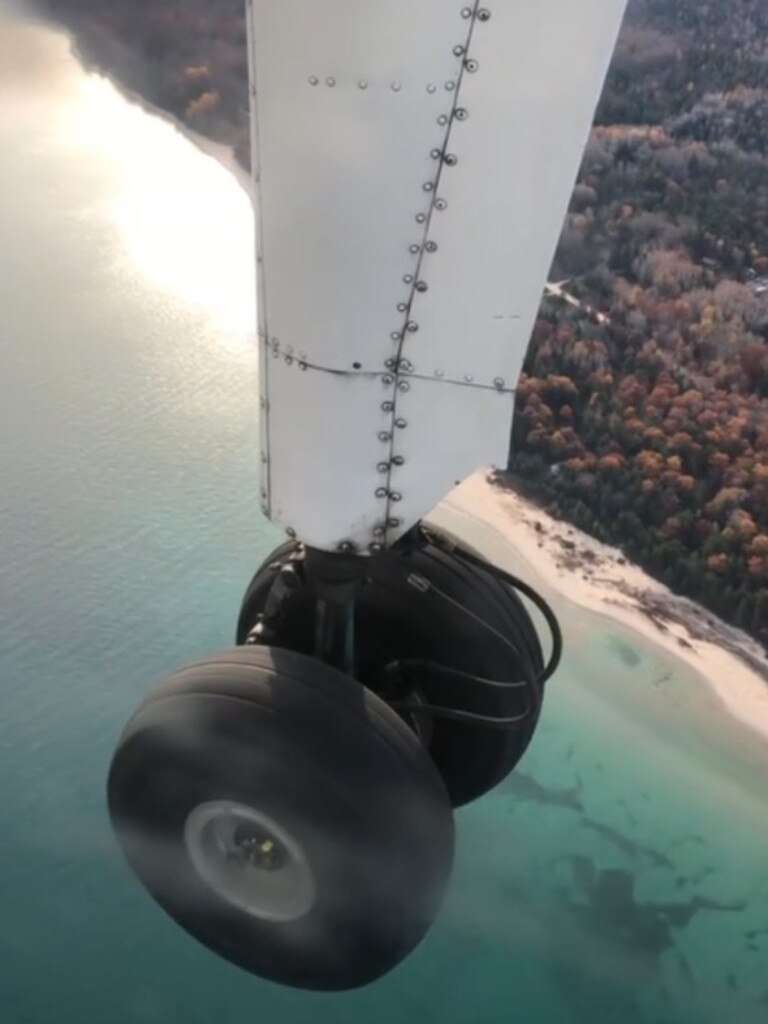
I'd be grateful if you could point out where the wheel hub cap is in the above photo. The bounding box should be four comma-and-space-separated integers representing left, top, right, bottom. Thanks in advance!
184, 801, 316, 921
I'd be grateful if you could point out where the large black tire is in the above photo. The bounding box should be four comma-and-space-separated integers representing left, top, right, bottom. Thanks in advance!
107, 646, 454, 991
237, 538, 545, 808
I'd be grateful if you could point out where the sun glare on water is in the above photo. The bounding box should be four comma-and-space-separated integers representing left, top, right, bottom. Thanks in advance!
67, 73, 256, 343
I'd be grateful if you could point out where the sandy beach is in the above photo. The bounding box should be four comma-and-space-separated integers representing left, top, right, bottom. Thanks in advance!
428, 471, 768, 745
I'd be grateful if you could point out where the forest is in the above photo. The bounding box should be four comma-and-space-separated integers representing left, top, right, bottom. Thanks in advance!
35, 0, 768, 650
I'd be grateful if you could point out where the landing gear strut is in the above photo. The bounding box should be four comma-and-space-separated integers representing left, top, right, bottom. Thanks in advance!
107, 524, 560, 989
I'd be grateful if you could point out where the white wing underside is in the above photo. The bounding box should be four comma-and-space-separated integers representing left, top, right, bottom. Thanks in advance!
247, 0, 627, 551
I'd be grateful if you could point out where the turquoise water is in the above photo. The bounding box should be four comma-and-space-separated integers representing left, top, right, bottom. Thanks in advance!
1, 11, 768, 1023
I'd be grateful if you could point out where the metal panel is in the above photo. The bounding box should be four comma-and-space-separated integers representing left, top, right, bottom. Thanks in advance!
263, 356, 395, 550
248, 0, 628, 551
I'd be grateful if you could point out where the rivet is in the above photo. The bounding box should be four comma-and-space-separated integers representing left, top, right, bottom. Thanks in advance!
398, 381, 411, 392
401, 359, 413, 371
373, 527, 386, 539
299, 361, 308, 371
461, 6, 472, 17
437, 114, 449, 126
376, 487, 388, 498
326, 76, 336, 86
369, 542, 384, 553
403, 274, 414, 284
308, 76, 319, 85
425, 241, 438, 253
385, 359, 396, 370
455, 108, 469, 121
391, 81, 402, 92
390, 492, 403, 503
392, 455, 405, 466
379, 431, 392, 442
409, 244, 421, 254
435, 198, 448, 211
395, 418, 407, 429
427, 83, 437, 94
391, 331, 402, 341
285, 355, 293, 365
494, 377, 505, 389
464, 373, 474, 382
397, 302, 408, 312
382, 374, 395, 385
415, 281, 428, 293
388, 518, 401, 528
430, 148, 442, 160
444, 154, 458, 166
452, 45, 465, 56
378, 462, 390, 474
445, 81, 456, 91
407, 321, 419, 332
381, 401, 395, 412
338, 541, 356, 553
358, 79, 368, 89
286, 528, 297, 539
423, 181, 435, 192
415, 213, 427, 224
435, 369, 444, 378
478, 8, 492, 21
465, 59, 479, 73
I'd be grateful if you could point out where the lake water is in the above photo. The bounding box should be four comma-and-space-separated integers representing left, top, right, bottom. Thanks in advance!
1, 9, 767, 1024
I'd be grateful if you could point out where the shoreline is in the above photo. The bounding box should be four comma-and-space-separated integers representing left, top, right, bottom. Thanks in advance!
62, 28, 254, 198
429, 472, 768, 745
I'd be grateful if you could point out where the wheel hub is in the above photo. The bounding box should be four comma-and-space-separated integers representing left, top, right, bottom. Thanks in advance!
184, 801, 316, 921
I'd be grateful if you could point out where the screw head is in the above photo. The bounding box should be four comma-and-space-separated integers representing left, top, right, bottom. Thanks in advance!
415, 281, 428, 293
375, 487, 388, 498
381, 401, 395, 412
435, 198, 448, 211
379, 431, 392, 442
390, 492, 403, 503
382, 374, 394, 385
425, 241, 438, 253
395, 418, 408, 429
392, 455, 405, 466
478, 8, 492, 21
465, 59, 479, 73
398, 381, 411, 392
378, 462, 389, 473
407, 321, 419, 333
444, 153, 458, 166
455, 108, 469, 121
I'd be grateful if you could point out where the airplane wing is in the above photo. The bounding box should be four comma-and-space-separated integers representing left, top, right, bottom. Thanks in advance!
247, 0, 628, 551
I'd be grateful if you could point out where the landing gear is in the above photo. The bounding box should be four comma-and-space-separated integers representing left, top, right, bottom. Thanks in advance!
107, 525, 560, 989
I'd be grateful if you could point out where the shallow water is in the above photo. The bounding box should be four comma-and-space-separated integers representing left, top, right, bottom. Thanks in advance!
1, 10, 767, 1024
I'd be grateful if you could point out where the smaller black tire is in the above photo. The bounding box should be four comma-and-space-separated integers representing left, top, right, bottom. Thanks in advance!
107, 646, 454, 991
